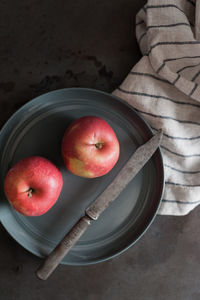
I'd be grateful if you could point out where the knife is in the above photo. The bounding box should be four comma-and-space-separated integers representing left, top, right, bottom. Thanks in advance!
36, 130, 163, 280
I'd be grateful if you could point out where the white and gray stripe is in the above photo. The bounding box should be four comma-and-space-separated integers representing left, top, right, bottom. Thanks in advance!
113, 0, 200, 216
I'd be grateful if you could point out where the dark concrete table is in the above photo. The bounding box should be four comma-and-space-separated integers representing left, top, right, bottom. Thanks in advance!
0, 1, 200, 299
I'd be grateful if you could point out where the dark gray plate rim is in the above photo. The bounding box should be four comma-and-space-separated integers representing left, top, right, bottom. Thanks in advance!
0, 87, 165, 265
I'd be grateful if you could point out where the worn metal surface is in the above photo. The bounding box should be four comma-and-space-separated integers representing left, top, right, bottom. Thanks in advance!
0, 0, 200, 299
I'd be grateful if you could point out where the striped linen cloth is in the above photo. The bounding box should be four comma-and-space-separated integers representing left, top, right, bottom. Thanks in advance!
113, 0, 200, 215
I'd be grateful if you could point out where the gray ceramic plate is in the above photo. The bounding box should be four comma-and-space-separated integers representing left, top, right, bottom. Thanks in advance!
0, 88, 164, 265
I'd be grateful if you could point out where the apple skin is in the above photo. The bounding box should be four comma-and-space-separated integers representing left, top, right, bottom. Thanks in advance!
61, 116, 120, 178
4, 156, 63, 216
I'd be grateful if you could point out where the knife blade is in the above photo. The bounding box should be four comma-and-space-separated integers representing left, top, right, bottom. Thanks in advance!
86, 129, 163, 220
36, 130, 163, 280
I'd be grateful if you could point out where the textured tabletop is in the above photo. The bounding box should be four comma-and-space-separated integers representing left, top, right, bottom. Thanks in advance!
0, 0, 200, 299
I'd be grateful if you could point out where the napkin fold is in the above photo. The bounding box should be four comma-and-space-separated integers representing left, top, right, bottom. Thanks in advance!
113, 0, 200, 215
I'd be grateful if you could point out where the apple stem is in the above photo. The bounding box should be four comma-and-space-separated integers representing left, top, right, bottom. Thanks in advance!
27, 188, 33, 198
95, 142, 103, 149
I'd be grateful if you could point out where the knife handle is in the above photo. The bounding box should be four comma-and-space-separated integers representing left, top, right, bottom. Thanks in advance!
36, 216, 91, 280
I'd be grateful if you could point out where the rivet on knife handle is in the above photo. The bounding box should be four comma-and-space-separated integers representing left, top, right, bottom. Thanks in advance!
36, 216, 91, 280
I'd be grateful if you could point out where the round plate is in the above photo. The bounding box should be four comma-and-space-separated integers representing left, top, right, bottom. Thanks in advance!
0, 88, 164, 265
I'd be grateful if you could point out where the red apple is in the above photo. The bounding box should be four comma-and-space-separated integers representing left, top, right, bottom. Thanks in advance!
61, 116, 120, 178
4, 156, 63, 216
